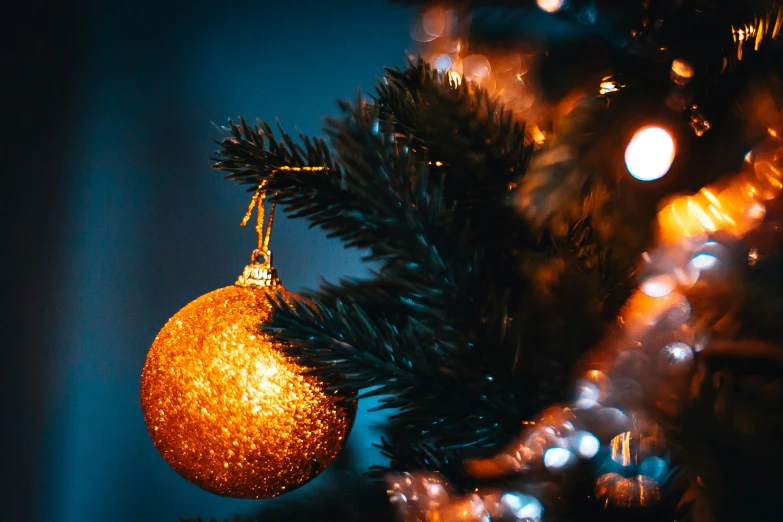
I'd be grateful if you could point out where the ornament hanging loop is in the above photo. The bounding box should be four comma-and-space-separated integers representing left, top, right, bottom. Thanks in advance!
237, 166, 327, 287
240, 180, 277, 256
251, 248, 271, 266
237, 181, 280, 288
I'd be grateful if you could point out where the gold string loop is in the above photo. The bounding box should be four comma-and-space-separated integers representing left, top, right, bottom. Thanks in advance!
239, 165, 329, 264
241, 180, 271, 252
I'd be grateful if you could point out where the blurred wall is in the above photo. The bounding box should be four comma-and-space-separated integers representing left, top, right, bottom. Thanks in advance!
6, 1, 411, 520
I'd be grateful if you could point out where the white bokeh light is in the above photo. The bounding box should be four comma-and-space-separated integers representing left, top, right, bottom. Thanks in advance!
663, 342, 694, 364
432, 54, 453, 72
641, 274, 675, 298
572, 381, 600, 409
544, 447, 573, 469
537, 0, 565, 12
690, 253, 718, 270
572, 431, 600, 458
501, 492, 544, 520
625, 126, 676, 181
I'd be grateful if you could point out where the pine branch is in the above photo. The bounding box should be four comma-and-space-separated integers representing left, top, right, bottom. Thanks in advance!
213, 61, 629, 461
374, 60, 536, 253
368, 438, 471, 488
376, 60, 530, 185
267, 291, 522, 449
214, 117, 341, 189
214, 104, 459, 284
214, 84, 534, 452
214, 84, 520, 362
308, 273, 440, 326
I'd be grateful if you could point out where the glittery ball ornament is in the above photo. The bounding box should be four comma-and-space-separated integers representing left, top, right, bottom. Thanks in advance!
140, 251, 356, 498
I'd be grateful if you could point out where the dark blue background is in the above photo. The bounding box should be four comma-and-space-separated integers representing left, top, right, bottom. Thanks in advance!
6, 1, 412, 520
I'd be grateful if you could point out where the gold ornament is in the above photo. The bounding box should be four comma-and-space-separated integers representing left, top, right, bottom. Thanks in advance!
141, 186, 355, 498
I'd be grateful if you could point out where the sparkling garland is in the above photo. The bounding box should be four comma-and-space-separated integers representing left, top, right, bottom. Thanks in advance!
386, 128, 783, 522
388, 4, 783, 520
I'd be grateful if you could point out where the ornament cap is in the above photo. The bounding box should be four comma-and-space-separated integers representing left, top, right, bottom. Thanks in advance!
236, 248, 280, 288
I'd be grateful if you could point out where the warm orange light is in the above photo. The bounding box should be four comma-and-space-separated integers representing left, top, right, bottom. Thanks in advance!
752, 158, 783, 199
657, 165, 776, 244
421, 6, 450, 38
641, 275, 675, 298
670, 59, 694, 85
529, 123, 546, 145
625, 127, 676, 181
610, 432, 632, 466
620, 290, 687, 339
462, 54, 491, 83
600, 81, 618, 95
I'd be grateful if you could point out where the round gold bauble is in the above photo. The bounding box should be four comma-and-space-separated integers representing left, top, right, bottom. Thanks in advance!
140, 284, 356, 498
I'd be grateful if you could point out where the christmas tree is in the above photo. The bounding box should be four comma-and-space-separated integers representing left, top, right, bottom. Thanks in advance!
143, 1, 783, 521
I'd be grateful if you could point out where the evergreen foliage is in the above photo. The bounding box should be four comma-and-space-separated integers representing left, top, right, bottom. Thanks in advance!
206, 2, 783, 521
214, 59, 633, 476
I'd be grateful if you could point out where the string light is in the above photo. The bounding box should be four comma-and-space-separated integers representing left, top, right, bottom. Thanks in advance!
670, 59, 694, 85
435, 137, 782, 517
393, 8, 783, 520
641, 275, 675, 298
433, 54, 453, 72
731, 8, 783, 60
544, 447, 573, 469
500, 493, 543, 520
657, 142, 781, 242
625, 127, 676, 181
690, 253, 717, 270
599, 80, 619, 95
537, 0, 564, 13
662, 342, 694, 364
572, 431, 600, 458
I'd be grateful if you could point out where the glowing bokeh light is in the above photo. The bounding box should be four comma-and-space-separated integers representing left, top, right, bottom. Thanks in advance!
501, 493, 544, 520
433, 54, 453, 72
690, 253, 718, 269
537, 0, 565, 13
641, 274, 675, 298
544, 447, 573, 469
409, 18, 438, 42
670, 59, 694, 85
425, 480, 444, 498
600, 80, 618, 95
610, 431, 632, 466
421, 6, 449, 37
749, 202, 767, 219
748, 247, 759, 266
572, 431, 600, 458
662, 342, 694, 364
639, 456, 668, 481
595, 473, 661, 508
573, 381, 600, 409
625, 126, 676, 181
462, 54, 491, 82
